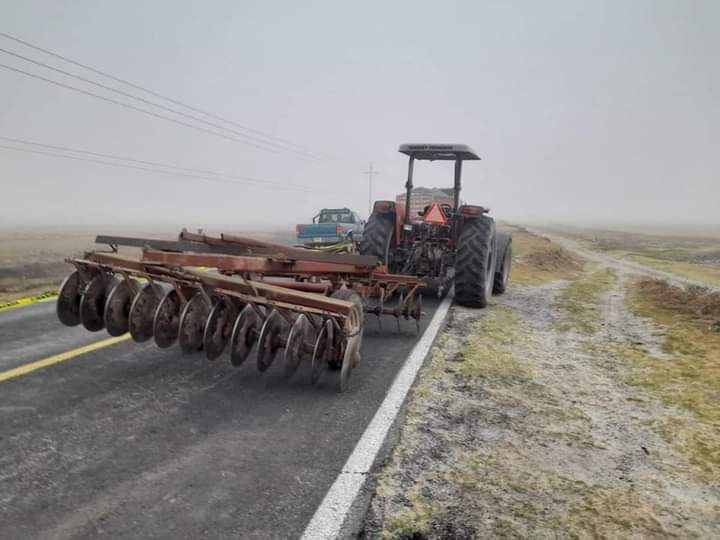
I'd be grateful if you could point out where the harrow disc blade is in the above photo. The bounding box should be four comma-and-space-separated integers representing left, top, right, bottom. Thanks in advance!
56, 271, 83, 327
178, 291, 211, 354
229, 304, 263, 367
411, 294, 423, 333
128, 284, 162, 343
311, 319, 333, 385
104, 277, 138, 336
284, 314, 312, 377
79, 273, 111, 332
153, 289, 181, 348
338, 333, 362, 392
203, 298, 239, 361
256, 309, 286, 373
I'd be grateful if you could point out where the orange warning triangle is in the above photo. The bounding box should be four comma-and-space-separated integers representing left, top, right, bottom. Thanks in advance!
423, 203, 447, 225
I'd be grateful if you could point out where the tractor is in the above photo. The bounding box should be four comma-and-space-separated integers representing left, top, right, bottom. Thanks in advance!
359, 143, 512, 307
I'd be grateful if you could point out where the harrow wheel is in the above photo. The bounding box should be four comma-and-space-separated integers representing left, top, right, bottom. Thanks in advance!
256, 309, 286, 372
229, 304, 264, 367
57, 270, 84, 327
203, 297, 239, 361
128, 284, 162, 342
104, 277, 139, 336
178, 291, 211, 354
153, 289, 182, 348
284, 314, 312, 377
79, 273, 111, 332
311, 319, 333, 385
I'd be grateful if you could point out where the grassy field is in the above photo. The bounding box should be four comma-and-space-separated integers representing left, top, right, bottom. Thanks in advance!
0, 225, 296, 302
0, 229, 98, 302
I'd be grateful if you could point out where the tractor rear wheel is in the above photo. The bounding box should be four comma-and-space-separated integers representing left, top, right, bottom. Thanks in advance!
359, 213, 395, 266
455, 216, 496, 308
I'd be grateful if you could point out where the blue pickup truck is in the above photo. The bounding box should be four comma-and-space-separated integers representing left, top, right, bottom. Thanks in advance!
296, 208, 365, 246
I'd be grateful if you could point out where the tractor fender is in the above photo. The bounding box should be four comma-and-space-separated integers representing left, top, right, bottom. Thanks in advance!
458, 204, 491, 218
371, 200, 404, 245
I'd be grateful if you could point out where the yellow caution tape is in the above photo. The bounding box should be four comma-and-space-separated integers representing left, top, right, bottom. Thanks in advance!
0, 290, 57, 313
0, 267, 209, 314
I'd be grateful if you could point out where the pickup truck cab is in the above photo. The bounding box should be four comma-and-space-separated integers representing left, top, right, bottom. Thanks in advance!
296, 208, 364, 246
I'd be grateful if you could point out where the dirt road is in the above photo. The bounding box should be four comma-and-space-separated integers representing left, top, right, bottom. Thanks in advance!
363, 230, 720, 539
530, 227, 720, 292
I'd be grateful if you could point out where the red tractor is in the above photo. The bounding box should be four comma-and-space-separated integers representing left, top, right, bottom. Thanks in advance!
360, 143, 512, 307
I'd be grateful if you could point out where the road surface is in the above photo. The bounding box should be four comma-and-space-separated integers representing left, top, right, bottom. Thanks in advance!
0, 298, 441, 539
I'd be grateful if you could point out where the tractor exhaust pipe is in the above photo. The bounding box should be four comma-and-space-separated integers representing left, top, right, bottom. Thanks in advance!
453, 159, 462, 211
404, 155, 415, 226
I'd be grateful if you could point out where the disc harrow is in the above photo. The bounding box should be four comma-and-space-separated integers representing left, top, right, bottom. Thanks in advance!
55, 231, 425, 391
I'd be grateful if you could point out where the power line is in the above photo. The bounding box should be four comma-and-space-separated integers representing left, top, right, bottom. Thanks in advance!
0, 31, 319, 156
0, 135, 314, 189
0, 142, 341, 195
0, 47, 320, 160
0, 62, 319, 160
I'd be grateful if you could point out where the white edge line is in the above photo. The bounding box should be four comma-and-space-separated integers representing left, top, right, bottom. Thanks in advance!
300, 294, 453, 540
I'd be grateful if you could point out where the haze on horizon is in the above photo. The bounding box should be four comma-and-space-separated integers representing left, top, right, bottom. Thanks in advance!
1, 0, 718, 231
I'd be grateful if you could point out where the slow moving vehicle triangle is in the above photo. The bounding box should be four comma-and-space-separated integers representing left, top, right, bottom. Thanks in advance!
423, 203, 447, 225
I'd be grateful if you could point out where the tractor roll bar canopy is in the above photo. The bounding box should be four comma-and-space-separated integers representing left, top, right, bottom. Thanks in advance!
398, 143, 481, 226
398, 143, 481, 161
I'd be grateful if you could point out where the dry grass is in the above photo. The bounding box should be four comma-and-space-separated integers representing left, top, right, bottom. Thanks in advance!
0, 227, 296, 303
508, 226, 584, 287
624, 278, 720, 481
635, 279, 720, 321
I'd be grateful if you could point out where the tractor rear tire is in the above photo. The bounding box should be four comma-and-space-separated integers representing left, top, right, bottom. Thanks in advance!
359, 213, 395, 266
493, 234, 512, 295
455, 216, 496, 308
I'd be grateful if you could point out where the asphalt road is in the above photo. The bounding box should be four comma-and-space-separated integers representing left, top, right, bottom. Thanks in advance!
0, 298, 440, 540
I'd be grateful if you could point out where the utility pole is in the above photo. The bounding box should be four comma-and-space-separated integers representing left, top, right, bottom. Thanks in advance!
363, 163, 379, 216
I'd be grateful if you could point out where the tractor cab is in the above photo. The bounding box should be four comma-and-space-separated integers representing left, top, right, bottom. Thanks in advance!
360, 143, 512, 307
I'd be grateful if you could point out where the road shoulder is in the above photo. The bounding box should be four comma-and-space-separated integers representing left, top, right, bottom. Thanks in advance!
361, 228, 720, 539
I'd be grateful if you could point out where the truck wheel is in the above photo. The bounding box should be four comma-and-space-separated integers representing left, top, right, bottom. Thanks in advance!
493, 234, 512, 295
455, 216, 496, 308
359, 213, 395, 266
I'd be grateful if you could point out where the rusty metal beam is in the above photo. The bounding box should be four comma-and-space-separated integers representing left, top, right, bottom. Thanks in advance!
80, 252, 355, 316
141, 249, 374, 276
98, 233, 378, 266
182, 269, 354, 316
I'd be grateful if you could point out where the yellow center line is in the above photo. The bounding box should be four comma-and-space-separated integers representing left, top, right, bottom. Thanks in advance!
0, 334, 131, 383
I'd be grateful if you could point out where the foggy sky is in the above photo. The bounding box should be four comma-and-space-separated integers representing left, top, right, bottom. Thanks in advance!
1, 0, 718, 229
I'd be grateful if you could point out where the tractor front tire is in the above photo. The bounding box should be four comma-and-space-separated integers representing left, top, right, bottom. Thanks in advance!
455, 216, 496, 308
359, 213, 395, 266
493, 233, 512, 295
